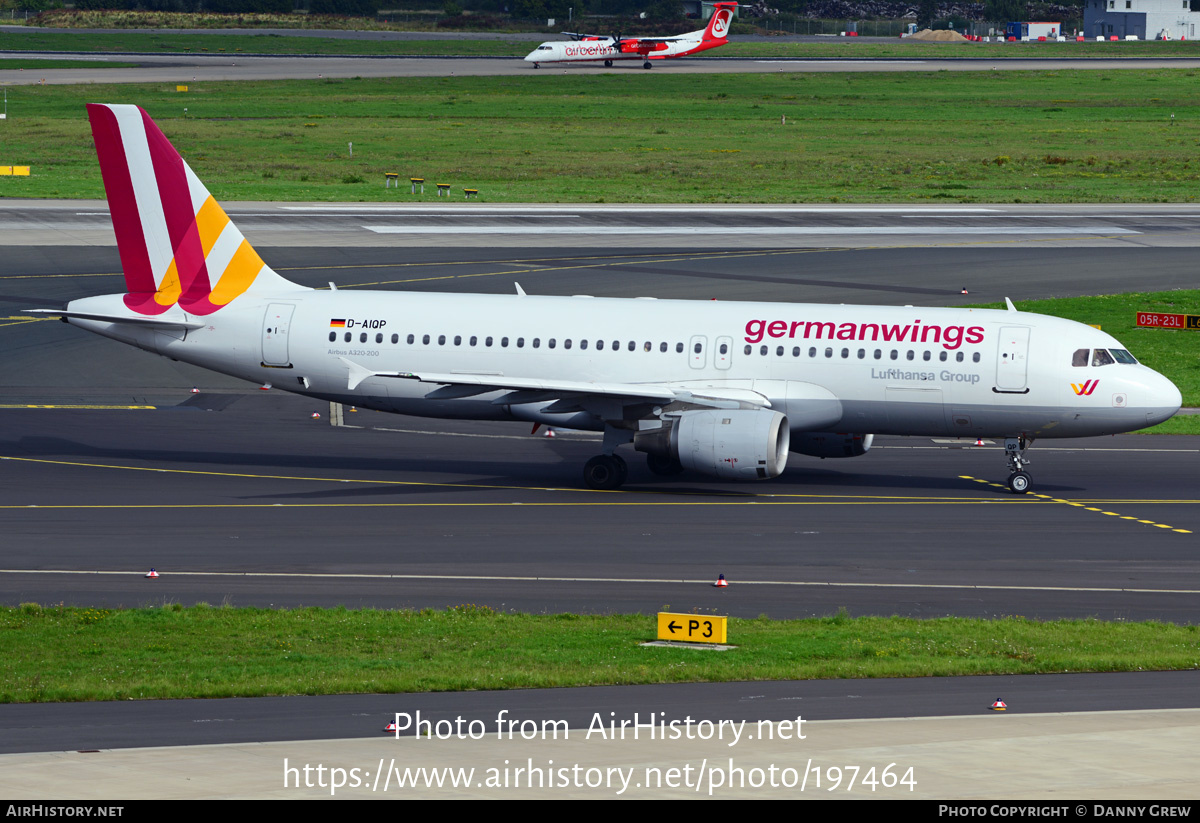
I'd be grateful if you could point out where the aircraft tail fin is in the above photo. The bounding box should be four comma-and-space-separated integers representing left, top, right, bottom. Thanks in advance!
86, 103, 301, 317
702, 2, 736, 41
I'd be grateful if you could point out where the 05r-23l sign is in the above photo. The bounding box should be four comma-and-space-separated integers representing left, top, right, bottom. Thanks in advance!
1135, 312, 1200, 330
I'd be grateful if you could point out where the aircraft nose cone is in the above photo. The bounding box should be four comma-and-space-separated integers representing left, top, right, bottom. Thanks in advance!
1143, 370, 1183, 427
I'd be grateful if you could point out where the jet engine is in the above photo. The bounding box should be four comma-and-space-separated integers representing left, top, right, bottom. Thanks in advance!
791, 432, 873, 459
633, 409, 790, 480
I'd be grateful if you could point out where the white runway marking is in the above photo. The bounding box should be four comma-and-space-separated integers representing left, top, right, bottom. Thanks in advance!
364, 225, 1140, 236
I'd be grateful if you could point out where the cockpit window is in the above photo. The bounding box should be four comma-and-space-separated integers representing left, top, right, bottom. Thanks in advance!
1092, 349, 1115, 367
1072, 348, 1089, 367
1110, 348, 1138, 364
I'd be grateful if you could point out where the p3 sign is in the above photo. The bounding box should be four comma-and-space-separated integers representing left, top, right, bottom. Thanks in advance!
657, 612, 728, 644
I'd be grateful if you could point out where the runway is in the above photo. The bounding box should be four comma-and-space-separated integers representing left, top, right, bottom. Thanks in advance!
2, 204, 1198, 797
6, 51, 1200, 85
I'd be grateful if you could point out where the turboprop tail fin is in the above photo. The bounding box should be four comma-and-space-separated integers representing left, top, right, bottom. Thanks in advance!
87, 103, 302, 317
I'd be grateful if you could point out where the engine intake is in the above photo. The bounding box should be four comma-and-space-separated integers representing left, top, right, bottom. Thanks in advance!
634, 409, 790, 480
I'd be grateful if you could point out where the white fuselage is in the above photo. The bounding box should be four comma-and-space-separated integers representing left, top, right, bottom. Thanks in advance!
65, 289, 1182, 441
524, 31, 716, 65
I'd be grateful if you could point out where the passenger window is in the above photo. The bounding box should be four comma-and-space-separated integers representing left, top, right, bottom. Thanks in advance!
972, 352, 980, 363
533, 338, 541, 349
906, 350, 914, 361
889, 350, 898, 360
719, 343, 728, 355
939, 351, 948, 362
516, 337, 524, 348
438, 335, 446, 345
874, 349, 882, 360
841, 348, 849, 358
328, 332, 336, 342
1072, 348, 1089, 367
793, 347, 801, 357
360, 333, 368, 343
677, 343, 685, 353
923, 351, 931, 361
453, 335, 461, 346
643, 341, 651, 352
407, 334, 415, 344
580, 339, 587, 350
744, 344, 752, 355
825, 347, 833, 358
548, 339, 556, 349
469, 336, 477, 346
564, 339, 572, 350
376, 333, 383, 344
857, 349, 865, 359
391, 333, 399, 344
597, 340, 604, 351
693, 342, 702, 354
502, 337, 510, 347
628, 341, 635, 352
809, 347, 817, 358
1092, 349, 1114, 367
777, 346, 784, 356
760, 345, 768, 356
485, 336, 493, 347
956, 352, 964, 362
660, 342, 667, 353
345, 333, 351, 342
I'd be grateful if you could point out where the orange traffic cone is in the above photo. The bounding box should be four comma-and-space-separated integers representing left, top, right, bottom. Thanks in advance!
311, 412, 321, 420
190, 387, 200, 394
975, 438, 985, 446
961, 287, 969, 295
544, 428, 556, 438
145, 568, 159, 579
260, 383, 271, 391
990, 698, 1007, 711
714, 574, 728, 588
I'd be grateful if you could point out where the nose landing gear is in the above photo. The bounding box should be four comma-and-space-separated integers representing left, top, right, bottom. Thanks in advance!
1004, 436, 1033, 494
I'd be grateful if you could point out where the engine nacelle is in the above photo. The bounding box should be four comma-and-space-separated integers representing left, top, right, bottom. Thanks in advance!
634, 409, 790, 480
791, 432, 873, 459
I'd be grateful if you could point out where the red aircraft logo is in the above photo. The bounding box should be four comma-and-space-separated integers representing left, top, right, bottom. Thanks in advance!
1071, 380, 1099, 396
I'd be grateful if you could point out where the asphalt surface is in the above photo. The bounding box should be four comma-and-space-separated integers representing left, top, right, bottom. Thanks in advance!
1, 184, 1198, 796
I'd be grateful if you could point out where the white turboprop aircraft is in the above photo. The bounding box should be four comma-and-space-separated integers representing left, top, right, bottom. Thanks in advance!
524, 2, 737, 69
32, 105, 1181, 493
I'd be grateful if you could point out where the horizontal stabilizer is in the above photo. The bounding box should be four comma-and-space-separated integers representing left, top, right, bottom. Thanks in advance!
23, 308, 206, 330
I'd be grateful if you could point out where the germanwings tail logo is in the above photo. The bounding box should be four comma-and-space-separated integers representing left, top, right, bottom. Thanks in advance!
1071, 380, 1099, 396
87, 103, 280, 316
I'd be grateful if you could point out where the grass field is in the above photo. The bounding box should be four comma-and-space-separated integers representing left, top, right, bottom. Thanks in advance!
0, 70, 1199, 203
6, 26, 1200, 58
3, 604, 1198, 702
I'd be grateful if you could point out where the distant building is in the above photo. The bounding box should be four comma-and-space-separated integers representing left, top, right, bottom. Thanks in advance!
1083, 0, 1200, 39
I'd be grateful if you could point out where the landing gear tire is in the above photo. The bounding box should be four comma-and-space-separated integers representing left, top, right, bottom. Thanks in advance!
604, 60, 613, 67
1007, 471, 1032, 494
533, 63, 540, 69
643, 61, 652, 69
584, 454, 627, 490
646, 453, 684, 476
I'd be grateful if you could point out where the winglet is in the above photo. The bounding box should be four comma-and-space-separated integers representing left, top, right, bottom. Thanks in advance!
1005, 297, 1018, 312
515, 282, 527, 297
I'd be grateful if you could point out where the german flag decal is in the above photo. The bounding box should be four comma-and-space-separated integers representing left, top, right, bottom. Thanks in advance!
329, 319, 346, 328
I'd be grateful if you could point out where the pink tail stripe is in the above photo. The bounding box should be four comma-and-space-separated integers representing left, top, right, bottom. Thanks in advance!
86, 104, 166, 314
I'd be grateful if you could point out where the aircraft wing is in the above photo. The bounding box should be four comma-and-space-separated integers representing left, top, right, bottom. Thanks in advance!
338, 357, 770, 412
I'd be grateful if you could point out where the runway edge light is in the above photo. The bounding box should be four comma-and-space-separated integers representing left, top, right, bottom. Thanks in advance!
990, 698, 1007, 711
144, 568, 159, 579
714, 574, 728, 588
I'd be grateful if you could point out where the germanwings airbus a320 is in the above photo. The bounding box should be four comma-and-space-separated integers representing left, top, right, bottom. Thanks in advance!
524, 2, 737, 69
32, 105, 1181, 493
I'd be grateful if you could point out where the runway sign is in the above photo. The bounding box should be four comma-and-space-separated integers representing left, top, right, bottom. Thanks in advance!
1136, 312, 1200, 330
657, 612, 728, 644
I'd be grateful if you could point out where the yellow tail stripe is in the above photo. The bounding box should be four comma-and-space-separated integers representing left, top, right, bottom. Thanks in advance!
209, 240, 264, 305
194, 195, 229, 257
154, 259, 183, 306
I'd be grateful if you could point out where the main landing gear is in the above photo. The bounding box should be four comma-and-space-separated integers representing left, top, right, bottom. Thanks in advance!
642, 60, 653, 69
532, 62, 539, 69
1004, 436, 1033, 494
584, 454, 627, 490
604, 59, 613, 67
